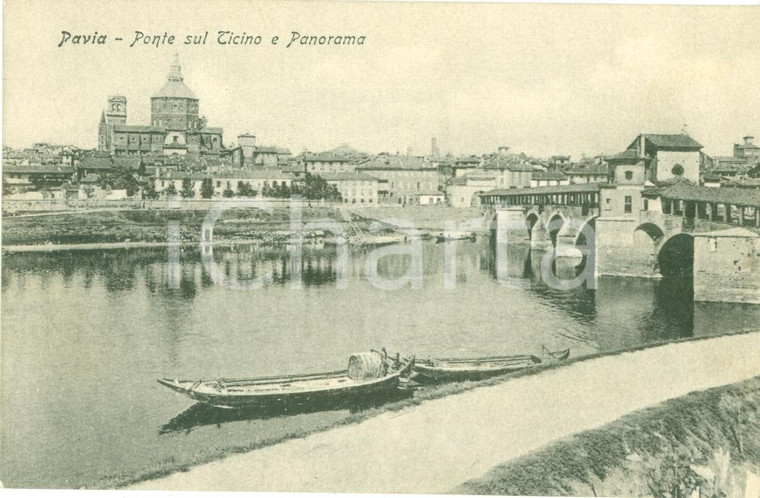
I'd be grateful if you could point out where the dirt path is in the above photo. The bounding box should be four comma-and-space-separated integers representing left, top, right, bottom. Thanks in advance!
129, 331, 760, 493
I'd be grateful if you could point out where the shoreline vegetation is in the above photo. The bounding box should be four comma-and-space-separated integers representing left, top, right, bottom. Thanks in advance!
1, 206, 484, 251
455, 376, 760, 497
94, 329, 760, 491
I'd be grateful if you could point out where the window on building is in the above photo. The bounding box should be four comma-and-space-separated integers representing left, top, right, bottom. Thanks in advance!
709, 237, 717, 252
673, 200, 683, 215
643, 198, 649, 211
624, 196, 632, 213
625, 170, 633, 180
173, 136, 178, 144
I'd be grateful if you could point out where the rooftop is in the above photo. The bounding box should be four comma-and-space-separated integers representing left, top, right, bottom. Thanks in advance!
564, 163, 609, 175
658, 182, 760, 207
606, 149, 645, 162
357, 157, 436, 170
629, 133, 703, 151
532, 171, 568, 180
479, 183, 601, 197
303, 154, 350, 163
482, 158, 534, 172
79, 156, 112, 170
455, 156, 482, 165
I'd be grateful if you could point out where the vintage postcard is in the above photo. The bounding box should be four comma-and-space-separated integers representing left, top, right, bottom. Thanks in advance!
2, 0, 760, 495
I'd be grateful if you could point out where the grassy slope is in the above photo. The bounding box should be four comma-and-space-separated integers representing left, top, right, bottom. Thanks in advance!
455, 376, 760, 496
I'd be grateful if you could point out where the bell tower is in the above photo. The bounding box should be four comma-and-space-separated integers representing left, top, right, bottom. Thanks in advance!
106, 95, 127, 125
98, 111, 108, 151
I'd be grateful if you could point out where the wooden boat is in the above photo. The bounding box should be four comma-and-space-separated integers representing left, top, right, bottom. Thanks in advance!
158, 350, 414, 409
435, 231, 476, 243
413, 348, 570, 382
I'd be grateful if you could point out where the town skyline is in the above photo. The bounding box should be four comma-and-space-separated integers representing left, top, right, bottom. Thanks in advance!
4, 2, 760, 158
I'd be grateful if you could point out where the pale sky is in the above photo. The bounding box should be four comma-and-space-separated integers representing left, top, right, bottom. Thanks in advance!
4, 1, 759, 159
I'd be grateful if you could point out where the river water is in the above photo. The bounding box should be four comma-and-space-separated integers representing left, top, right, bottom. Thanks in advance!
2, 238, 759, 488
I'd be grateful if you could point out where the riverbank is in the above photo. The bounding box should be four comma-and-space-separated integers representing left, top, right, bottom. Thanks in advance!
0, 208, 340, 246
1, 206, 483, 249
456, 376, 760, 496
126, 330, 760, 493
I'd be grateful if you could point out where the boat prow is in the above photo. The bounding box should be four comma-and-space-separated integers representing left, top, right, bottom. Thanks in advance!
157, 378, 197, 394
554, 348, 571, 361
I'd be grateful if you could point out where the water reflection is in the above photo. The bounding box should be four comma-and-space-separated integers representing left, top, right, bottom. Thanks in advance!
483, 242, 598, 326
159, 389, 415, 436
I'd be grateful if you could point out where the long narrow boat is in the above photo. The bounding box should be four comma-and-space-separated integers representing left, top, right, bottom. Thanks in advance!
158, 351, 414, 409
413, 349, 570, 382
435, 231, 476, 243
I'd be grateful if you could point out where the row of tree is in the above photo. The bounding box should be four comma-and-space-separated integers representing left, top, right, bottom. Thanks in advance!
262, 173, 342, 202
97, 168, 342, 201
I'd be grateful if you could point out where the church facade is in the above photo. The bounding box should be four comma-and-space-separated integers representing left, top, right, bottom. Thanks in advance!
98, 57, 223, 155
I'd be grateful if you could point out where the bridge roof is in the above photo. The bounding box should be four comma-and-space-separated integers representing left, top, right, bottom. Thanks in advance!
479, 183, 601, 197
659, 183, 760, 207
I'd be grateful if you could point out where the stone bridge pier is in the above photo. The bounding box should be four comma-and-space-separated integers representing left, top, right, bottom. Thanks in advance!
491, 205, 599, 256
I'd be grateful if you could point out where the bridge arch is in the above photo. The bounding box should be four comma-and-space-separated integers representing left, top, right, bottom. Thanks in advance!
525, 210, 540, 240
631, 222, 667, 274
657, 233, 694, 279
634, 223, 665, 245
573, 215, 599, 247
573, 215, 598, 276
546, 211, 566, 248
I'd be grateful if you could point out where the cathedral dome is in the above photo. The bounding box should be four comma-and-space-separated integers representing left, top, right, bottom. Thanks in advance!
153, 80, 197, 99
151, 55, 197, 100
